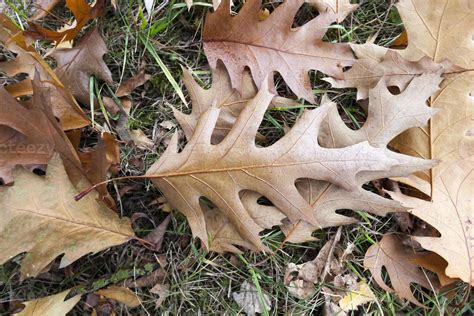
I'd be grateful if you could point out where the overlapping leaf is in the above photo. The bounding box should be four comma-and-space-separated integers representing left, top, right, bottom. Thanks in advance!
171, 64, 440, 247
146, 77, 438, 251
51, 28, 113, 106
0, 14, 89, 130
26, 0, 106, 43
364, 234, 440, 306
0, 154, 134, 279
202, 0, 355, 102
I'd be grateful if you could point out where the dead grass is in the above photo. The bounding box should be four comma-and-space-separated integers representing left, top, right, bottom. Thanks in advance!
0, 0, 473, 315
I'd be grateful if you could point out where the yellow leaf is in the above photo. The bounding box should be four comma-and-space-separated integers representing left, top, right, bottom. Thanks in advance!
338, 281, 376, 312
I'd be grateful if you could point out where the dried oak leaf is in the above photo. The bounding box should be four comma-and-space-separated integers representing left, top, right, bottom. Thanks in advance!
78, 132, 120, 207
51, 28, 113, 106
146, 80, 419, 251
325, 43, 456, 100
0, 154, 134, 279
0, 14, 89, 130
26, 0, 106, 43
396, 0, 474, 70
202, 0, 354, 102
307, 0, 358, 22
281, 74, 441, 242
175, 62, 298, 144
364, 234, 440, 306
13, 289, 80, 316
170, 66, 439, 248
388, 155, 474, 285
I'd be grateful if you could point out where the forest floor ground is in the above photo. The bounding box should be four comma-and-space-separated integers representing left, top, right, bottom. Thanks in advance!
1, 0, 473, 315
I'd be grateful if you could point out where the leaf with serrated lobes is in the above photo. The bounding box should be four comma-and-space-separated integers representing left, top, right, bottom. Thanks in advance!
146, 81, 409, 251
202, 0, 354, 103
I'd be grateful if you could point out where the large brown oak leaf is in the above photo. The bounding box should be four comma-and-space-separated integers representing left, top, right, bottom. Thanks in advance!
146, 81, 424, 251
202, 0, 355, 102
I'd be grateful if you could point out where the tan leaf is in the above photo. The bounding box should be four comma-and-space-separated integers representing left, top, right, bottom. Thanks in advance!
390, 70, 474, 283
52, 28, 113, 106
130, 129, 154, 149
116, 69, 152, 97
26, 0, 106, 43
338, 281, 376, 312
171, 65, 439, 248
202, 0, 354, 102
203, 191, 285, 253
0, 154, 134, 279
389, 156, 474, 285
307, 0, 359, 22
14, 289, 80, 316
364, 234, 440, 306
175, 62, 298, 144
95, 286, 141, 308
325, 45, 452, 100
146, 80, 417, 252
396, 0, 474, 70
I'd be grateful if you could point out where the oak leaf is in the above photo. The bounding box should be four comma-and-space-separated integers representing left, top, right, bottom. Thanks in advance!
0, 154, 134, 279
175, 62, 298, 145
388, 155, 474, 285
78, 132, 120, 207
146, 80, 425, 251
307, 0, 358, 22
325, 44, 454, 100
51, 28, 113, 106
396, 0, 474, 70
202, 0, 354, 102
14, 289, 80, 316
171, 66, 440, 247
364, 234, 440, 306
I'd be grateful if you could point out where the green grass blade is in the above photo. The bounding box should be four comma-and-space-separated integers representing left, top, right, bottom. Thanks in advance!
139, 33, 188, 107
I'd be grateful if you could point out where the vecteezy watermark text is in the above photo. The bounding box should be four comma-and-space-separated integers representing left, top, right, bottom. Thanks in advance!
0, 142, 54, 154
